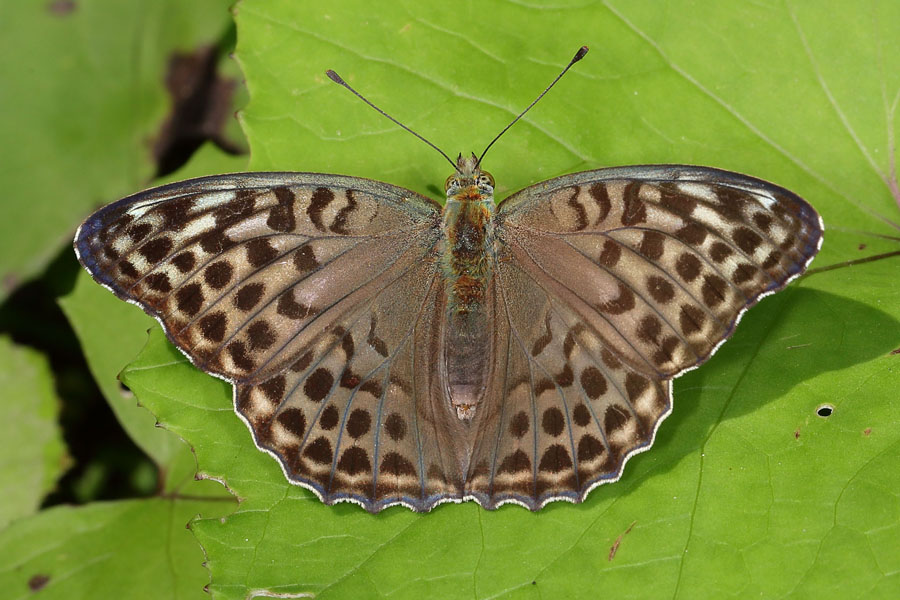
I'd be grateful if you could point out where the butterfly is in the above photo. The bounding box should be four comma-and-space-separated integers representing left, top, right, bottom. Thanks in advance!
74, 47, 823, 512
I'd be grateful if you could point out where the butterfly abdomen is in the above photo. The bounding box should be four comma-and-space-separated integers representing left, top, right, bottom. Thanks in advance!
439, 193, 497, 421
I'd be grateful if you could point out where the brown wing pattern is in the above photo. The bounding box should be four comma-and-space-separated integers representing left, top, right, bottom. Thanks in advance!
76, 172, 462, 511
464, 266, 670, 509
76, 172, 441, 383
236, 253, 469, 510
498, 165, 823, 378
467, 165, 822, 509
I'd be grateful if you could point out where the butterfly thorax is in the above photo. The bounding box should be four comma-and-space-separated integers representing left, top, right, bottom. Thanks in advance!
439, 154, 498, 421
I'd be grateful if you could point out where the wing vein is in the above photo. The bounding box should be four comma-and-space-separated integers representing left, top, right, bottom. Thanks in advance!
505, 236, 664, 376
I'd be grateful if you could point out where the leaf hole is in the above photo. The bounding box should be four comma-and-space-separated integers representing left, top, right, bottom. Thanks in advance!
816, 404, 834, 418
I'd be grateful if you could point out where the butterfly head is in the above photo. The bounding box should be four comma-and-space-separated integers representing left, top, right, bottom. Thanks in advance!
445, 153, 494, 200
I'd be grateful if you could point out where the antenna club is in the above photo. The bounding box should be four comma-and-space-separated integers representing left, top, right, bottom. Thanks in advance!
325, 65, 458, 169
475, 46, 589, 168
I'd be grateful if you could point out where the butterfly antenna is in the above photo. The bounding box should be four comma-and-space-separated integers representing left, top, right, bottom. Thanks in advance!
326, 69, 458, 171
476, 46, 589, 169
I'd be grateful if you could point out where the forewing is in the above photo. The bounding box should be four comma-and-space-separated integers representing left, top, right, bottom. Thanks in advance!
472, 165, 822, 507
498, 165, 823, 378
75, 172, 441, 383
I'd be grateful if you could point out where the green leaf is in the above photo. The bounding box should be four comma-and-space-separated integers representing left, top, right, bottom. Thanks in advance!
0, 337, 66, 529
2, 2, 248, 598
123, 284, 900, 599
100, 1, 900, 598
0, 494, 233, 600
0, 0, 235, 302
49, 142, 244, 599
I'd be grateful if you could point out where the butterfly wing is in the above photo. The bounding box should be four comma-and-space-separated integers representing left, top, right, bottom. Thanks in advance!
75, 172, 462, 511
465, 165, 823, 509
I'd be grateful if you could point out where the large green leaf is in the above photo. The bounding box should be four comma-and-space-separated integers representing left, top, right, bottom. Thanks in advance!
0, 493, 233, 600
0, 0, 234, 302
92, 0, 900, 598
0, 337, 66, 529
1, 2, 248, 598
50, 142, 243, 597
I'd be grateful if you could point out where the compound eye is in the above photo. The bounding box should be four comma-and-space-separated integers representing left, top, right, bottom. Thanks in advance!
479, 171, 495, 188
444, 174, 456, 192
